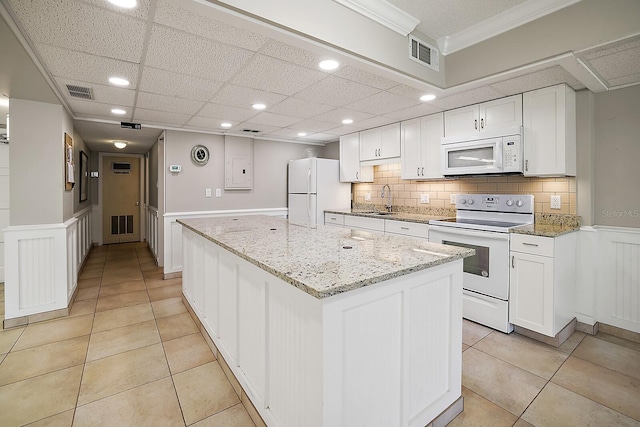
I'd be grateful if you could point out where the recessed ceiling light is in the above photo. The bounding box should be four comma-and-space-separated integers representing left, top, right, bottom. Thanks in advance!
252, 103, 266, 110
420, 94, 437, 102
342, 119, 353, 125
297, 132, 307, 137
318, 59, 339, 71
108, 0, 137, 8
113, 141, 127, 149
221, 122, 232, 128
108, 77, 130, 86
111, 108, 126, 115
0, 98, 8, 107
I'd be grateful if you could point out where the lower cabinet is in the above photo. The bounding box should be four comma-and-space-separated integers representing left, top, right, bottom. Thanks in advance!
325, 213, 428, 240
509, 233, 576, 337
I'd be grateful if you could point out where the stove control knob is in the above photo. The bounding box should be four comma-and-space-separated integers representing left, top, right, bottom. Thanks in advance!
516, 200, 524, 207
467, 199, 474, 205
506, 199, 514, 206
459, 199, 466, 205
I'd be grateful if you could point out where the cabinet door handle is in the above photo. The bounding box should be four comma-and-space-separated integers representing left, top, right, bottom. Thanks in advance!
525, 160, 529, 171
481, 118, 484, 129
401, 227, 409, 230
417, 167, 420, 176
356, 171, 359, 180
522, 242, 539, 247
421, 167, 424, 176
512, 255, 515, 268
474, 119, 478, 130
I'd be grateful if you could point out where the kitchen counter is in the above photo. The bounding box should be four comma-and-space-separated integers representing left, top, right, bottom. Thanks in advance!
325, 208, 452, 224
178, 215, 472, 299
511, 223, 580, 237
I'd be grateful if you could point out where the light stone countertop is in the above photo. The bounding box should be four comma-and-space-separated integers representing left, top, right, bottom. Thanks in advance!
510, 223, 580, 237
325, 209, 453, 224
178, 215, 473, 299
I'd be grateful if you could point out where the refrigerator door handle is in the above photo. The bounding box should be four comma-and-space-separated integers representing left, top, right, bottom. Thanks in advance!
307, 168, 312, 223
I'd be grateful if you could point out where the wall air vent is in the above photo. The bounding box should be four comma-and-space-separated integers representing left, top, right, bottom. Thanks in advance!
242, 129, 261, 133
66, 84, 94, 100
111, 162, 131, 174
409, 35, 439, 72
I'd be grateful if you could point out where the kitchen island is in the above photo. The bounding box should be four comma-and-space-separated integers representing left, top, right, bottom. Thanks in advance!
178, 215, 473, 427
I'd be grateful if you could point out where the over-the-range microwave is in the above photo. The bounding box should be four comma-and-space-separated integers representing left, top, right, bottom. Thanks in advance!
441, 127, 523, 176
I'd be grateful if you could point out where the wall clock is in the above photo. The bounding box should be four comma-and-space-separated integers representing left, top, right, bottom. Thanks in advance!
191, 145, 209, 165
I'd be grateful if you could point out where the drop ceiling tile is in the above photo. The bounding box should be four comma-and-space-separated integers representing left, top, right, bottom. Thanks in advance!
287, 119, 341, 133
323, 125, 363, 135
294, 76, 380, 107
231, 54, 326, 96
136, 92, 205, 116
260, 40, 322, 69
83, 0, 151, 19
36, 44, 139, 87
267, 98, 335, 119
67, 99, 132, 120
230, 122, 279, 135
139, 67, 223, 102
382, 103, 443, 120
145, 25, 254, 81
209, 85, 287, 109
185, 116, 229, 131
133, 108, 191, 127
488, 66, 585, 95
247, 112, 303, 128
154, 0, 267, 51
312, 108, 374, 125
386, 84, 436, 100
345, 91, 421, 115
607, 73, 640, 87
264, 128, 309, 139
582, 37, 640, 60
588, 47, 640, 81
56, 78, 135, 106
304, 133, 340, 142
335, 65, 399, 90
198, 104, 257, 122
9, 0, 146, 62
354, 116, 400, 129
432, 86, 506, 110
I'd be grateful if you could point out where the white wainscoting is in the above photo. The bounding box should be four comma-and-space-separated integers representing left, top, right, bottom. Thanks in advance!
146, 205, 159, 263
4, 207, 92, 321
163, 208, 287, 275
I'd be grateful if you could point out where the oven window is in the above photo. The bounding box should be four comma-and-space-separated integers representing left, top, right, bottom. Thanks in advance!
443, 240, 490, 277
447, 146, 495, 168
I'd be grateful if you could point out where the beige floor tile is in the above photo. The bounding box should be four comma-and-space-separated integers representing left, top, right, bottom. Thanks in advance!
0, 365, 83, 426
87, 319, 160, 362
101, 271, 144, 286
95, 289, 150, 312
573, 335, 640, 380
145, 276, 182, 289
78, 343, 170, 406
512, 419, 534, 427
0, 336, 89, 386
0, 353, 5, 364
551, 355, 640, 421
594, 332, 640, 354
218, 352, 242, 398
599, 323, 640, 345
92, 303, 155, 333
77, 277, 101, 289
474, 332, 569, 380
148, 283, 183, 301
68, 298, 97, 318
98, 279, 146, 297
192, 403, 255, 427
152, 297, 188, 319
462, 343, 469, 352
462, 348, 547, 416
173, 361, 241, 425
74, 377, 184, 426
79, 269, 102, 280
164, 332, 216, 374
240, 391, 266, 427
462, 320, 493, 346
75, 286, 100, 301
448, 387, 517, 427
143, 271, 165, 280
156, 312, 199, 341
522, 382, 638, 426
13, 315, 93, 351
558, 330, 587, 354
0, 326, 25, 353
139, 262, 160, 272
24, 409, 74, 426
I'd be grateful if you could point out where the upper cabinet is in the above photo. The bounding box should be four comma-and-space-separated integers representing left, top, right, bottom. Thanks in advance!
444, 94, 523, 138
401, 113, 444, 180
523, 84, 576, 177
360, 123, 401, 163
340, 132, 373, 183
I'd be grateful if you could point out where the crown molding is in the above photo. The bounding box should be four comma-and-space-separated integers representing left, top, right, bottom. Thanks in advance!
332, 0, 419, 36
437, 0, 582, 55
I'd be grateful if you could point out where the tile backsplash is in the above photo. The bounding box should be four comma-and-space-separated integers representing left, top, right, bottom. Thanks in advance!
352, 164, 577, 215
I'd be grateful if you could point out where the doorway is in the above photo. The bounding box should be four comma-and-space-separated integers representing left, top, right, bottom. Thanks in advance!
102, 155, 141, 244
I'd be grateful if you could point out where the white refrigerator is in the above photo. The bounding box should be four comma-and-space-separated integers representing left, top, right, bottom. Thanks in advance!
288, 158, 351, 227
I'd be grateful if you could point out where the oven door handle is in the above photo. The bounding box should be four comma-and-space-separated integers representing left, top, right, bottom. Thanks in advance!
429, 226, 510, 241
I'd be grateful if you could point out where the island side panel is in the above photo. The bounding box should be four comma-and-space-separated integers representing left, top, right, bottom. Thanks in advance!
322, 261, 463, 427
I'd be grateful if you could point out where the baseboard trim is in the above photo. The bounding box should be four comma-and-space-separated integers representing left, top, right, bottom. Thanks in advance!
514, 317, 577, 347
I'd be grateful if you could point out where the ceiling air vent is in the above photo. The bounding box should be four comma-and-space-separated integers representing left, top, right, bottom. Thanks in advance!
242, 129, 261, 133
409, 35, 439, 72
66, 84, 94, 100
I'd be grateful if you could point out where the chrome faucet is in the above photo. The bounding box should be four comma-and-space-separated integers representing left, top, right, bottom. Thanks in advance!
381, 184, 392, 212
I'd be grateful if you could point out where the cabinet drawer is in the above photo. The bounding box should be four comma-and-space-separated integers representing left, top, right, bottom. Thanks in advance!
385, 220, 429, 239
344, 215, 385, 232
510, 234, 553, 257
324, 213, 344, 226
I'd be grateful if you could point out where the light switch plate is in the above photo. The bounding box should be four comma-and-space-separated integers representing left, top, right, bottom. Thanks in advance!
216, 188, 222, 198
205, 188, 211, 198
550, 195, 561, 209
450, 194, 456, 205
364, 192, 371, 202
420, 194, 430, 204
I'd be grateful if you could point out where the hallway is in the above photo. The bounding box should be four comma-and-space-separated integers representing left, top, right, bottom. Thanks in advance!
0, 243, 258, 426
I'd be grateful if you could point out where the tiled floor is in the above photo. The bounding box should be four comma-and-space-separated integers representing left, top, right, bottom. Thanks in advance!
1, 243, 639, 426
0, 243, 256, 427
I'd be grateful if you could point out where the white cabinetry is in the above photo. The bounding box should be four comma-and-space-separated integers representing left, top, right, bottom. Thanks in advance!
339, 133, 373, 183
324, 212, 344, 227
327, 213, 429, 240
343, 215, 385, 233
523, 84, 576, 176
360, 123, 401, 163
401, 113, 444, 180
385, 219, 429, 239
444, 94, 522, 138
509, 233, 576, 337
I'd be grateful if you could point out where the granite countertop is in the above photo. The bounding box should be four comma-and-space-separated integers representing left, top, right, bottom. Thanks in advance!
510, 223, 580, 237
178, 215, 473, 299
325, 209, 453, 224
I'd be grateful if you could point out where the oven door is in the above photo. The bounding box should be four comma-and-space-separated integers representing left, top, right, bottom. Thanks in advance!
441, 138, 503, 175
429, 225, 510, 300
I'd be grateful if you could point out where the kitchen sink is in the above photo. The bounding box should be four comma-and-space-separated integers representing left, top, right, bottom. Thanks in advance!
363, 211, 395, 216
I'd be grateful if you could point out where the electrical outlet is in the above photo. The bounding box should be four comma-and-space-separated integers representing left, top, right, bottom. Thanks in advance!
450, 194, 456, 205
205, 188, 212, 198
550, 195, 561, 209
364, 192, 371, 202
420, 194, 430, 204
216, 189, 222, 198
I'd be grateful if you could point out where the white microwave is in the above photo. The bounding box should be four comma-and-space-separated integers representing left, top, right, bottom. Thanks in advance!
441, 133, 523, 176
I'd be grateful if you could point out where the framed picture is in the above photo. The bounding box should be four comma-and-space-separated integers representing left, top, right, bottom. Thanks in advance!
79, 150, 88, 202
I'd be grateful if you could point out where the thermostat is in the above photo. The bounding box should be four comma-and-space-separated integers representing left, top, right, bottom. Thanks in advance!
169, 165, 181, 173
